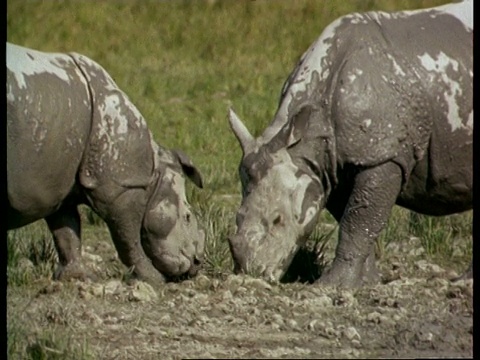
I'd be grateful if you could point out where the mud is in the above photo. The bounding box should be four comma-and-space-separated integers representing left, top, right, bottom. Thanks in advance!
7, 238, 472, 359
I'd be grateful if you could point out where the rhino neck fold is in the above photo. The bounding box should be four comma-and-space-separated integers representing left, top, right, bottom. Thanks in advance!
69, 53, 96, 190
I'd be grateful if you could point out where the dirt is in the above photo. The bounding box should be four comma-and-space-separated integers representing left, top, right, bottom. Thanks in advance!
7, 238, 473, 359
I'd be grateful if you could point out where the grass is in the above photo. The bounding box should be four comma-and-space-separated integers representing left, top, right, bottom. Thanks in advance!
7, 222, 57, 286
408, 211, 473, 266
7, 287, 95, 360
7, 0, 472, 357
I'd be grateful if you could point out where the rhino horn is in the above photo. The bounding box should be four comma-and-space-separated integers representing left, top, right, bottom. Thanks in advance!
228, 108, 255, 155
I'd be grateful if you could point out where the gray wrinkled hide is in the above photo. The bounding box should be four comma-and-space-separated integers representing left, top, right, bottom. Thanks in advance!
228, 1, 472, 287
7, 43, 205, 285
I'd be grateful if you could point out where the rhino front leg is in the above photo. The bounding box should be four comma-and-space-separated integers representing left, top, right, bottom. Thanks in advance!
97, 188, 167, 287
46, 204, 95, 281
108, 224, 167, 287
319, 162, 403, 288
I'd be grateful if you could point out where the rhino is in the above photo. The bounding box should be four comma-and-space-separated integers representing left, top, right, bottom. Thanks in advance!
7, 42, 205, 285
227, 1, 473, 287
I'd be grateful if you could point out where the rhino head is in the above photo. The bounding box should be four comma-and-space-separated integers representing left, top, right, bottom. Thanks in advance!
227, 105, 336, 281
141, 145, 205, 280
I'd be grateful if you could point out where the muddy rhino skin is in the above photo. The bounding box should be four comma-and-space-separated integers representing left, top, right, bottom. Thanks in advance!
228, 1, 473, 287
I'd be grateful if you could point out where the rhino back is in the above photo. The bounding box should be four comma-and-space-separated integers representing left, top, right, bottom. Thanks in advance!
336, 10, 469, 152
330, 7, 472, 209
273, 3, 472, 178
7, 43, 91, 227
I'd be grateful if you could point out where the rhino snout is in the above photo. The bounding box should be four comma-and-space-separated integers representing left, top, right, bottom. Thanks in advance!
228, 233, 291, 282
187, 256, 202, 277
180, 248, 203, 272
261, 265, 284, 283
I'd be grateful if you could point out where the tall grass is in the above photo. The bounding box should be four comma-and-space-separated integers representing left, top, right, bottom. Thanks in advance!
7, 222, 57, 286
408, 211, 473, 266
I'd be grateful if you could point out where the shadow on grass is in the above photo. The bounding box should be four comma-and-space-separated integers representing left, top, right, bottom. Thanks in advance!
281, 226, 337, 284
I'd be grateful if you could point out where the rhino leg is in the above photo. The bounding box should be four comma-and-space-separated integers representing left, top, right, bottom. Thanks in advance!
325, 179, 381, 285
360, 249, 381, 284
93, 188, 167, 287
318, 162, 403, 287
46, 205, 95, 281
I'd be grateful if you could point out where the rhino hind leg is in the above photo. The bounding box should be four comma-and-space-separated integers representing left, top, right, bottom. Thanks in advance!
46, 205, 96, 282
318, 162, 403, 288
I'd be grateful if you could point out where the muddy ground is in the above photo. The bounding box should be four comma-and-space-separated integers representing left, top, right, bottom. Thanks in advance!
7, 235, 473, 359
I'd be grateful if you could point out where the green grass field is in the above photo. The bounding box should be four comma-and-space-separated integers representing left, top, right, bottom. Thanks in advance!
7, 0, 471, 288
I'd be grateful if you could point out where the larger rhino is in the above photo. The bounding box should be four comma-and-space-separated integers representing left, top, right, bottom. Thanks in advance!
228, 1, 473, 287
7, 42, 205, 285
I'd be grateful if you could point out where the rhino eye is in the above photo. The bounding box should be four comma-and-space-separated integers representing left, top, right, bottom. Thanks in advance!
185, 213, 191, 223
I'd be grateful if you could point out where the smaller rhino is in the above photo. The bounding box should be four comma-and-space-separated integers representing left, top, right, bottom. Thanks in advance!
7, 42, 205, 285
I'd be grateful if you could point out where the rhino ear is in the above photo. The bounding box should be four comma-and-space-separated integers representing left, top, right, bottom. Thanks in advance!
279, 104, 317, 148
286, 104, 318, 147
173, 149, 204, 189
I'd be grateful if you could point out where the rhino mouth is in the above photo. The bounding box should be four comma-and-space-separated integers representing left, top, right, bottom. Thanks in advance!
142, 239, 202, 280
151, 256, 200, 279
164, 261, 201, 282
228, 233, 300, 282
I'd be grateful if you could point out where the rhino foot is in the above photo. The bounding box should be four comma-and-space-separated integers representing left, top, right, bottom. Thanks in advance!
360, 252, 382, 285
54, 261, 98, 282
125, 263, 167, 288
317, 267, 363, 288
317, 254, 381, 288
